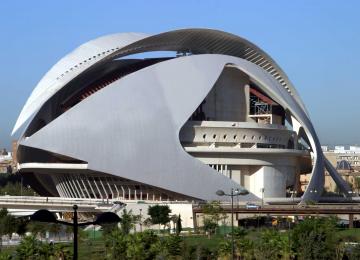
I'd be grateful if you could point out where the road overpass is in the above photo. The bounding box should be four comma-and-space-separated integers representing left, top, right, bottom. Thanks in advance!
193, 203, 360, 228
0, 196, 119, 215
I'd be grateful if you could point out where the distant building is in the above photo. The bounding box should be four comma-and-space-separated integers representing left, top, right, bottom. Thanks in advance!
11, 140, 18, 165
0, 149, 13, 173
321, 146, 328, 152
325, 146, 360, 169
300, 146, 360, 193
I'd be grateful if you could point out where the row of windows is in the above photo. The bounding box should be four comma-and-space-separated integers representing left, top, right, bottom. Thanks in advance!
338, 156, 359, 160
201, 133, 283, 143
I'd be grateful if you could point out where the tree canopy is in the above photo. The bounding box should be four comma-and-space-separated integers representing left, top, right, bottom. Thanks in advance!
147, 205, 171, 228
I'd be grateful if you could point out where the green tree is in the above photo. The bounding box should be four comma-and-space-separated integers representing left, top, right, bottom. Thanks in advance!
53, 243, 72, 260
217, 240, 232, 259
253, 229, 290, 260
176, 214, 182, 235
236, 238, 254, 260
104, 229, 128, 260
181, 242, 197, 260
0, 251, 11, 260
120, 209, 139, 234
291, 217, 339, 260
0, 173, 37, 196
147, 205, 171, 231
2, 214, 16, 240
15, 235, 50, 260
232, 226, 247, 239
15, 217, 29, 237
201, 201, 223, 237
202, 201, 223, 224
104, 230, 163, 260
0, 208, 17, 245
164, 235, 182, 258
0, 208, 9, 248
27, 221, 48, 239
203, 218, 218, 238
196, 245, 216, 259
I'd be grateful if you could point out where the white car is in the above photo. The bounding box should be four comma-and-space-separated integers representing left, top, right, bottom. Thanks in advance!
246, 202, 260, 209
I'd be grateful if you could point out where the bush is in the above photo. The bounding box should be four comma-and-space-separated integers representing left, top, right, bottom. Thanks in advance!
291, 217, 338, 260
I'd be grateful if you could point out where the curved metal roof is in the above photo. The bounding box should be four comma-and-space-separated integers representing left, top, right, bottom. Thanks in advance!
12, 32, 149, 135
107, 28, 308, 113
13, 28, 308, 135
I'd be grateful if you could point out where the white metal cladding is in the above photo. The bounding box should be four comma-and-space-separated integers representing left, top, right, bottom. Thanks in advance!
20, 55, 258, 201
14, 28, 310, 136
103, 28, 309, 115
19, 54, 350, 202
12, 32, 149, 135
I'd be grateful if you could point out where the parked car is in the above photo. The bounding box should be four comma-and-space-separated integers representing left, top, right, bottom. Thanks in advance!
246, 202, 260, 209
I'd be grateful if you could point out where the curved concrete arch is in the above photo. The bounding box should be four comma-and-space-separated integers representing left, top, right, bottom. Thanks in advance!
12, 32, 149, 135
104, 28, 309, 115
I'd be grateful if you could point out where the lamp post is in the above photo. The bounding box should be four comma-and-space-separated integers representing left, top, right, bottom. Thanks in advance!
30, 205, 121, 260
139, 208, 143, 232
260, 188, 265, 207
290, 190, 297, 208
20, 176, 23, 196
216, 188, 249, 260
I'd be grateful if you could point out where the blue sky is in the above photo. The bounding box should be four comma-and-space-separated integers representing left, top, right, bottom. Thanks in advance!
0, 0, 359, 149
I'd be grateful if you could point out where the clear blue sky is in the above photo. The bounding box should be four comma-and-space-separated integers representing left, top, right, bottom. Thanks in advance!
1, 0, 359, 149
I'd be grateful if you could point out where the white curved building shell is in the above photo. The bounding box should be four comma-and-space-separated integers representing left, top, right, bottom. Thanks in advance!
14, 29, 350, 202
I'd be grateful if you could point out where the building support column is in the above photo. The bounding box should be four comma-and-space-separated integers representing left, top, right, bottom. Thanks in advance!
349, 213, 354, 228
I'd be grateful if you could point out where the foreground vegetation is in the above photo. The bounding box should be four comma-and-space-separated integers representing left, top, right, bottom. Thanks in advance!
0, 173, 36, 196
1, 222, 360, 259
1, 205, 360, 259
0, 203, 359, 259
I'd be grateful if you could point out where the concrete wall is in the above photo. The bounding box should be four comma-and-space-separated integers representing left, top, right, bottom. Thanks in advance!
249, 166, 295, 198
203, 67, 250, 122
123, 202, 194, 230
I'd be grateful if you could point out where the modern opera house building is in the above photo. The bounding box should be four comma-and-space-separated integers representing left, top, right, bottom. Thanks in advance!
13, 29, 350, 202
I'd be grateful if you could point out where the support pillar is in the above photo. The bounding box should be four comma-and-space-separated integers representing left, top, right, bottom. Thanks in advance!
349, 213, 354, 228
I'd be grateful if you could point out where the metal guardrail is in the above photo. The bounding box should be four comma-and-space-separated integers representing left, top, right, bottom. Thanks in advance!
0, 196, 193, 209
0, 196, 109, 206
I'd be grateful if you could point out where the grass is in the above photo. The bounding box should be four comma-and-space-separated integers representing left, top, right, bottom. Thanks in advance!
183, 234, 225, 249
336, 228, 360, 242
78, 239, 106, 259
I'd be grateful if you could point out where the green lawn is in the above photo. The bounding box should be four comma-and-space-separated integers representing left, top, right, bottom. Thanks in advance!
78, 239, 106, 259
183, 234, 225, 249
336, 228, 360, 241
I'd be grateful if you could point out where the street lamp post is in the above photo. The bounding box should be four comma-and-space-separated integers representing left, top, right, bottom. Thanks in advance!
290, 190, 297, 209
260, 188, 265, 207
73, 205, 78, 260
31, 205, 121, 260
139, 208, 143, 232
20, 176, 23, 197
216, 188, 249, 260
